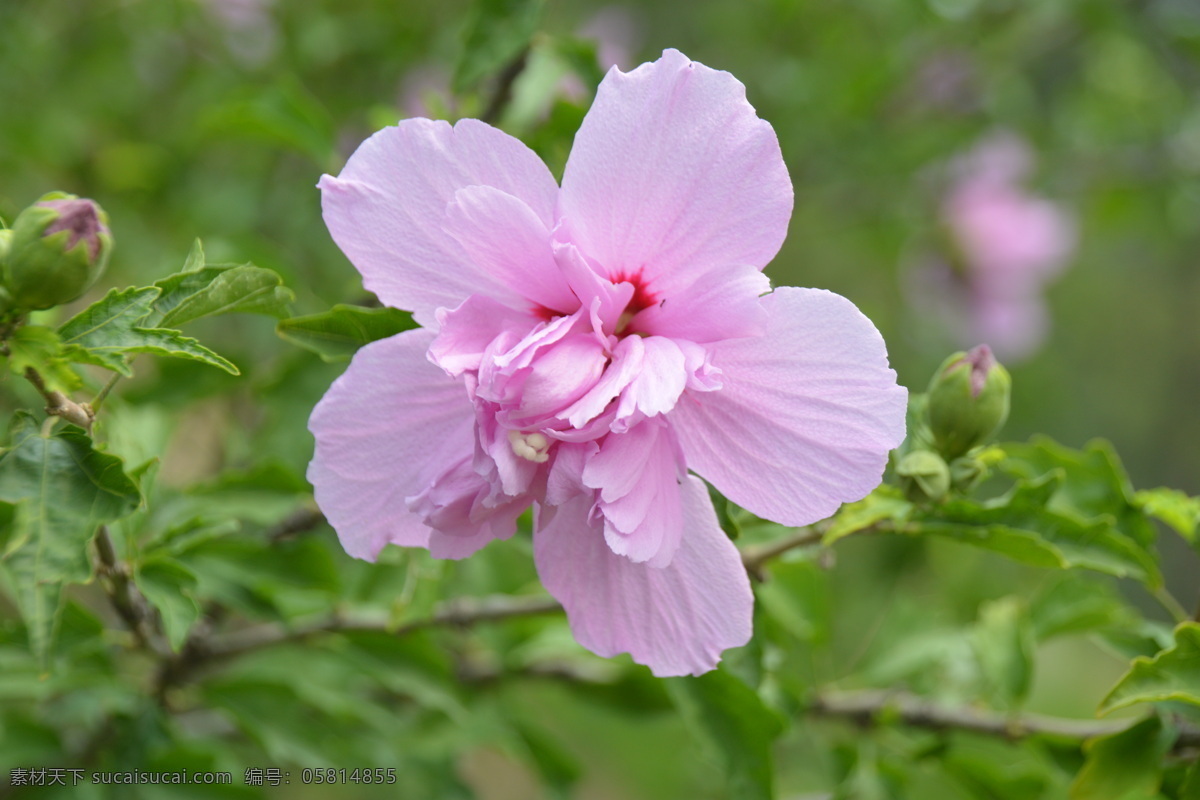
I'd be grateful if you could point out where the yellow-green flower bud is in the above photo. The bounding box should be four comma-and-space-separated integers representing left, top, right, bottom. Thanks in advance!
927, 345, 1011, 460
2, 193, 112, 311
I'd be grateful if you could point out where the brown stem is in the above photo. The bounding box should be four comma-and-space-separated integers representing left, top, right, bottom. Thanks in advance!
740, 525, 826, 580
21, 365, 94, 431
266, 505, 327, 543
153, 594, 564, 697
94, 526, 170, 659
809, 689, 1200, 753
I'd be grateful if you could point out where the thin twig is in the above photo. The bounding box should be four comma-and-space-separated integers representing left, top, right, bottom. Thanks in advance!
153, 594, 564, 696
809, 689, 1200, 753
21, 365, 94, 430
90, 372, 122, 413
93, 526, 171, 659
740, 525, 825, 579
266, 505, 327, 543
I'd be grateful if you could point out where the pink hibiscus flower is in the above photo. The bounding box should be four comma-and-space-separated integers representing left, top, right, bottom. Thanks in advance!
941, 134, 1077, 361
309, 49, 907, 676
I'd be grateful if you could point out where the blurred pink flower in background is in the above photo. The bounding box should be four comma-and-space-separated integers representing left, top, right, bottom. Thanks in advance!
198, 0, 277, 66
310, 50, 907, 676
934, 133, 1077, 361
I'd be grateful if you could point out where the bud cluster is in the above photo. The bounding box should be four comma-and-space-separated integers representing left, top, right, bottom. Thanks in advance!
897, 344, 1011, 503
1, 192, 112, 315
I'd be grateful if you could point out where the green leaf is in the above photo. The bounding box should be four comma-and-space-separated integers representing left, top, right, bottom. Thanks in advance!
1135, 488, 1200, 543
913, 473, 1162, 585
136, 558, 200, 651
0, 412, 141, 663
972, 596, 1034, 711
454, 0, 545, 93
2, 325, 81, 393
1100, 622, 1200, 715
1069, 715, 1175, 800
667, 667, 784, 800
1003, 438, 1157, 548
276, 304, 417, 361
824, 485, 912, 546
1030, 575, 1133, 641
58, 286, 239, 375
150, 250, 293, 327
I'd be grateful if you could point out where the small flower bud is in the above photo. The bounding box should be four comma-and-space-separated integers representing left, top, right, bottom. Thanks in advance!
897, 449, 951, 503
949, 454, 986, 493
2, 193, 112, 311
927, 345, 1011, 460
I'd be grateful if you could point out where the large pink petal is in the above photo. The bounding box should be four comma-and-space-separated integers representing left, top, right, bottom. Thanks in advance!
429, 294, 536, 377
443, 185, 578, 313
308, 330, 475, 560
409, 456, 528, 560
672, 288, 907, 526
534, 476, 752, 676
558, 49, 792, 289
614, 336, 688, 424
582, 418, 685, 567
319, 119, 559, 326
630, 263, 769, 344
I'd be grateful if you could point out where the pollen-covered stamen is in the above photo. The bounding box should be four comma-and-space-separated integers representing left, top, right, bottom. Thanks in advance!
508, 429, 552, 463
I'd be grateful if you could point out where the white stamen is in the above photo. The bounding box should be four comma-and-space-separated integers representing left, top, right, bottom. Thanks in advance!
508, 430, 551, 463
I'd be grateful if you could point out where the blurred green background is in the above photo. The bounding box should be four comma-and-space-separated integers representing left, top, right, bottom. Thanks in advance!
1, 1, 1198, 798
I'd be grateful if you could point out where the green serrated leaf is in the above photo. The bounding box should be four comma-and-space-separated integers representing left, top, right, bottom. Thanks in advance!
1100, 623, 1200, 716
1069, 715, 1175, 800
58, 286, 159, 357
2, 325, 81, 393
136, 558, 200, 651
0, 412, 141, 663
1135, 488, 1200, 543
667, 667, 784, 800
1003, 437, 1157, 548
58, 285, 239, 375
276, 304, 417, 361
914, 473, 1162, 585
454, 0, 545, 93
152, 263, 293, 328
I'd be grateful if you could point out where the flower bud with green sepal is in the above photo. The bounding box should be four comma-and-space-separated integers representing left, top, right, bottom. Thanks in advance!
927, 344, 1011, 461
897, 449, 951, 503
2, 193, 112, 312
